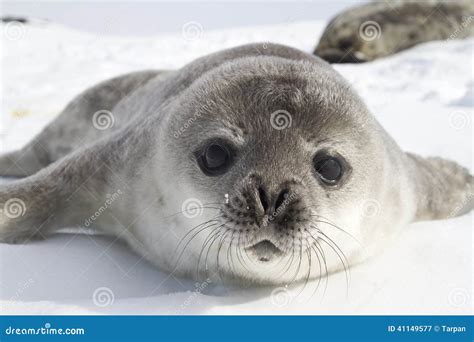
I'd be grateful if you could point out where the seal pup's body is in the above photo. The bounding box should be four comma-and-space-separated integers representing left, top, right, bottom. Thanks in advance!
0, 43, 472, 285
315, 0, 474, 63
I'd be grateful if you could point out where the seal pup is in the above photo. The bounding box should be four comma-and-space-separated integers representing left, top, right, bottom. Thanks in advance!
314, 0, 474, 63
0, 43, 472, 286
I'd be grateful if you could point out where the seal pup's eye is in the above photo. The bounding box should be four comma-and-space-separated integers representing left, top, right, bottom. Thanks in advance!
197, 141, 233, 176
313, 153, 344, 185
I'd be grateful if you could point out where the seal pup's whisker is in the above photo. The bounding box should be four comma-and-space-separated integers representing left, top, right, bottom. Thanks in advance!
317, 229, 351, 280
173, 217, 223, 258
226, 231, 239, 279
305, 211, 362, 246
195, 230, 221, 282
305, 228, 329, 298
316, 230, 351, 298
234, 233, 248, 270
307, 242, 323, 298
234, 231, 254, 275
196, 223, 229, 280
293, 238, 314, 299
174, 216, 222, 253
312, 243, 329, 298
216, 228, 233, 285
288, 239, 304, 286
202, 228, 229, 282
172, 220, 222, 273
276, 239, 297, 282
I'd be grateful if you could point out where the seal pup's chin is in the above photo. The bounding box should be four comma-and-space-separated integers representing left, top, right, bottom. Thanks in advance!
246, 240, 284, 263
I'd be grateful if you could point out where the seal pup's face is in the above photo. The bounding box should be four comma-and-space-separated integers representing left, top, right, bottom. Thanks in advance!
162, 58, 384, 285
314, 18, 382, 63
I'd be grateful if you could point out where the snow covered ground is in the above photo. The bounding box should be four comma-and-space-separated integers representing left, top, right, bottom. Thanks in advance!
0, 19, 472, 315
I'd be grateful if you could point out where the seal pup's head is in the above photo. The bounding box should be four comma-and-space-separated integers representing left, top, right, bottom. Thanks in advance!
151, 44, 472, 285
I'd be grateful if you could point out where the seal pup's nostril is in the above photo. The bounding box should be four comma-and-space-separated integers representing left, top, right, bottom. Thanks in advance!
274, 188, 290, 211
257, 185, 269, 212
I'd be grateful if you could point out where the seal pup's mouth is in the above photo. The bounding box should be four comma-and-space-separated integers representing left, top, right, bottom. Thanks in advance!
246, 240, 284, 262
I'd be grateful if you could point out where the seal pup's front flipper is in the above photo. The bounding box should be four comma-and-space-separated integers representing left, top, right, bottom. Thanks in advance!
0, 70, 162, 178
0, 127, 150, 244
407, 153, 473, 221
0, 146, 49, 178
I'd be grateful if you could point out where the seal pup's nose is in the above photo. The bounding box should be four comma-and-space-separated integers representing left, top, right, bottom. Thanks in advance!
254, 184, 295, 225
256, 186, 291, 215
236, 174, 301, 227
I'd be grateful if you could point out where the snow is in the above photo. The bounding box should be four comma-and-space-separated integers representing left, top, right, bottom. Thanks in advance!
0, 19, 472, 315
